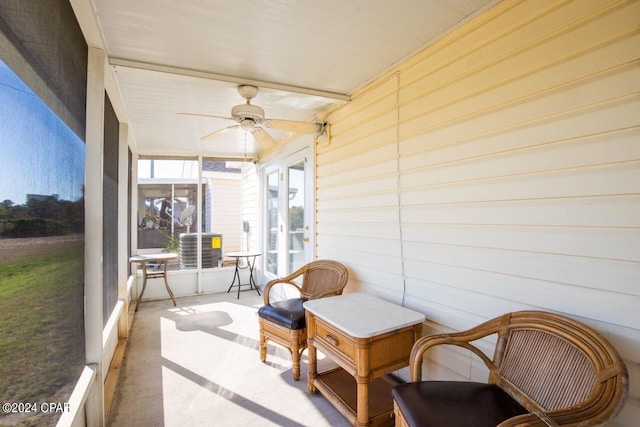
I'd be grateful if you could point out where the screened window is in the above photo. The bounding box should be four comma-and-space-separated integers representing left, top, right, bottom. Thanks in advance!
136, 159, 245, 270
137, 183, 202, 251
103, 94, 119, 324
0, 59, 85, 425
137, 160, 201, 260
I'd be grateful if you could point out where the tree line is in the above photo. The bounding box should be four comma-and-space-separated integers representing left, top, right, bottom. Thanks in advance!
0, 196, 84, 238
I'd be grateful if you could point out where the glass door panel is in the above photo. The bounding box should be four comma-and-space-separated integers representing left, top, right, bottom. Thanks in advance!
288, 161, 305, 273
266, 171, 279, 275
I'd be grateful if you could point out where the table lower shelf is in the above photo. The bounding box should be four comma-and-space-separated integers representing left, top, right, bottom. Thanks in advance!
312, 367, 397, 427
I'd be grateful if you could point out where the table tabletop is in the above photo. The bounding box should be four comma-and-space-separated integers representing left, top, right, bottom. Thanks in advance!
129, 253, 178, 263
226, 251, 262, 258
304, 292, 425, 338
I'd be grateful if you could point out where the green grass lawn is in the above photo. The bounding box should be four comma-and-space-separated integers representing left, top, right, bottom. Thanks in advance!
0, 247, 84, 426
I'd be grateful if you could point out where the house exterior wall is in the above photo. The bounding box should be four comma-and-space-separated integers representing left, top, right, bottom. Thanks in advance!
241, 162, 259, 253
208, 176, 242, 253
316, 0, 639, 424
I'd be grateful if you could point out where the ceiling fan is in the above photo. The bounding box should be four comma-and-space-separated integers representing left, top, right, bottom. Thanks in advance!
180, 85, 326, 150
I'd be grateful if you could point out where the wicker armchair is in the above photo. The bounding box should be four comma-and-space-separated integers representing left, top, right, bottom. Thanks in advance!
392, 311, 628, 427
258, 260, 348, 380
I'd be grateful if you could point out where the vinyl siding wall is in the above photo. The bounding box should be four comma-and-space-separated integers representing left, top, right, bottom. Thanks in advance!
209, 176, 242, 253
241, 162, 259, 253
316, 0, 639, 424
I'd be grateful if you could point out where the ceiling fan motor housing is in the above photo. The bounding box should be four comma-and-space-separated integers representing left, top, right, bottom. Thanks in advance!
231, 103, 265, 125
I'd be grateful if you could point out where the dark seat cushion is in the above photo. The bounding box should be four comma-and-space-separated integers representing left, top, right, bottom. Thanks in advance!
392, 381, 528, 427
258, 298, 306, 330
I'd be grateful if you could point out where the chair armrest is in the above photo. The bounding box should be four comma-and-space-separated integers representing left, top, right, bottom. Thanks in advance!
409, 314, 509, 381
263, 279, 303, 305
309, 289, 343, 300
262, 263, 311, 305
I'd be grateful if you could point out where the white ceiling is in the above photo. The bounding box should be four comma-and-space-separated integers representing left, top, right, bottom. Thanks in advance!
89, 0, 494, 159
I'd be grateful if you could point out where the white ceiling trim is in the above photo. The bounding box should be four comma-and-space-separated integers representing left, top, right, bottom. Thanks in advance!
109, 57, 350, 105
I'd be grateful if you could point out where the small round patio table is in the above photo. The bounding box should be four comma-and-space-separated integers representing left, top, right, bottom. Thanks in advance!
226, 251, 262, 299
129, 253, 178, 309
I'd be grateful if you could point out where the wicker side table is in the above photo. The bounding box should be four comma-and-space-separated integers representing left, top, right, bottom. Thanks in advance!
305, 293, 425, 426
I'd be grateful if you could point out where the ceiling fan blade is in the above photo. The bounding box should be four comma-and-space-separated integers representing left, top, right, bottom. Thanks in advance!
263, 119, 315, 134
201, 125, 239, 140
251, 127, 277, 150
178, 112, 235, 121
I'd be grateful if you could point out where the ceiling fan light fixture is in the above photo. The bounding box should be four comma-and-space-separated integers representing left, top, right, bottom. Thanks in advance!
239, 118, 255, 132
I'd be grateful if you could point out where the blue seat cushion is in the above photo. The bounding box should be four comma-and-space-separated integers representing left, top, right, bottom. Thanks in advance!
392, 381, 528, 427
258, 298, 306, 330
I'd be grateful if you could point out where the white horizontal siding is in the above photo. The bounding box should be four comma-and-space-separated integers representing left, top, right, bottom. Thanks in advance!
209, 177, 241, 253
241, 163, 258, 253
316, 0, 639, 424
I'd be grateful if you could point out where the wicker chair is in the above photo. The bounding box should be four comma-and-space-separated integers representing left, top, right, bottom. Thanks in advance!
392, 310, 628, 427
258, 260, 348, 380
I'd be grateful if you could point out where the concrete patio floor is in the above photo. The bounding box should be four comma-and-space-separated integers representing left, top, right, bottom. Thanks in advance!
107, 291, 353, 427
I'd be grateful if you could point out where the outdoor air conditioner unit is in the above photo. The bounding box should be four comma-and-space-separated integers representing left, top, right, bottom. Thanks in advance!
179, 232, 222, 269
